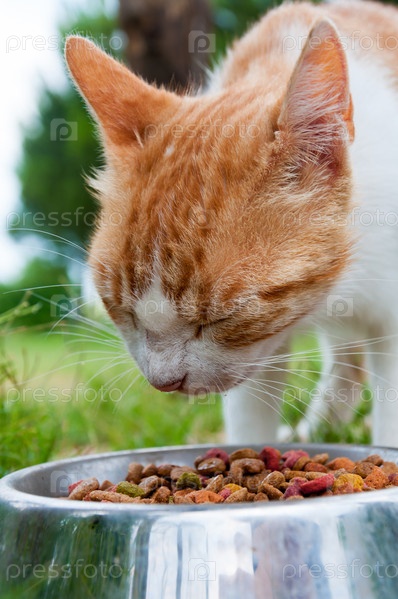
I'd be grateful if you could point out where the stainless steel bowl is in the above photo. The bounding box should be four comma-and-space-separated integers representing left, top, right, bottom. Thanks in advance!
1, 443, 398, 599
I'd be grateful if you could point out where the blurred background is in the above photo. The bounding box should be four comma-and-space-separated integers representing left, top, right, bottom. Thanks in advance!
3, 0, 389, 476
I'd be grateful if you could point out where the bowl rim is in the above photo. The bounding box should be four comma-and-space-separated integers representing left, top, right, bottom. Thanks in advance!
1, 442, 398, 514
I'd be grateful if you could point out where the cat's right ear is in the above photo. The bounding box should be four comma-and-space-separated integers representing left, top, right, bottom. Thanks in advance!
65, 37, 181, 150
277, 20, 354, 163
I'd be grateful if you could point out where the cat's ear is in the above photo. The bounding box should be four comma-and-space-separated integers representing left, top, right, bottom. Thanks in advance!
277, 20, 354, 158
65, 36, 181, 149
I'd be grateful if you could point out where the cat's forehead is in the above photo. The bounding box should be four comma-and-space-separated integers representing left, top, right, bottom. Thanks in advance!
139, 91, 275, 175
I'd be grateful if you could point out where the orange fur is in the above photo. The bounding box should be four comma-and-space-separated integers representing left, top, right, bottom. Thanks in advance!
65, 1, 396, 349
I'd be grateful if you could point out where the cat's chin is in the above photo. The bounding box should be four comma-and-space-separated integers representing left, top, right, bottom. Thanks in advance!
180, 377, 245, 396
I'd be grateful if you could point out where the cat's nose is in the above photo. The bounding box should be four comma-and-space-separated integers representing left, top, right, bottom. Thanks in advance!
152, 379, 184, 393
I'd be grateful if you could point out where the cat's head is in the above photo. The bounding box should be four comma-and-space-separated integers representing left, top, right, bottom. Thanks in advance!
65, 20, 354, 395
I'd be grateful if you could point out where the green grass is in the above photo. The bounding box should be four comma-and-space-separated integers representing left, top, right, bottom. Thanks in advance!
0, 312, 223, 476
0, 306, 371, 478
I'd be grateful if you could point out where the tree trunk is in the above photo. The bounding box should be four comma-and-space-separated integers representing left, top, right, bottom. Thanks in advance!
119, 0, 213, 89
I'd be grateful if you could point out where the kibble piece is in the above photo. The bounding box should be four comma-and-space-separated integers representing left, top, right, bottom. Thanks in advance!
259, 446, 281, 471
284, 471, 307, 481
279, 482, 291, 492
311, 453, 329, 464
170, 466, 196, 481
258, 447, 281, 470
388, 473, 398, 486
333, 473, 364, 494
254, 492, 269, 502
230, 458, 265, 475
68, 477, 99, 500
116, 481, 145, 498
300, 473, 334, 496
381, 461, 398, 474
304, 462, 328, 473
364, 467, 389, 489
264, 471, 285, 488
285, 495, 305, 501
68, 480, 83, 494
327, 457, 356, 471
174, 494, 195, 504
259, 482, 284, 500
219, 488, 232, 500
157, 463, 174, 477
89, 490, 140, 503
176, 472, 202, 490
197, 457, 226, 476
205, 474, 224, 494
224, 483, 243, 493
202, 448, 230, 466
151, 486, 171, 504
224, 488, 248, 503
126, 462, 144, 484
352, 462, 376, 478
142, 463, 158, 477
139, 475, 161, 497
229, 448, 259, 462
305, 472, 330, 480
174, 489, 193, 498
243, 473, 268, 493
283, 480, 304, 500
293, 456, 311, 470
100, 479, 114, 491
364, 454, 384, 466
187, 490, 223, 504
282, 450, 309, 469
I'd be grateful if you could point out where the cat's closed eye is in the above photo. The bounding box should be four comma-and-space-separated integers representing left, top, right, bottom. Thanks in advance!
195, 318, 229, 339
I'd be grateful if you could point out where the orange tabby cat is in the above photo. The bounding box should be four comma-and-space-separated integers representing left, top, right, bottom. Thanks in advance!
65, 1, 398, 445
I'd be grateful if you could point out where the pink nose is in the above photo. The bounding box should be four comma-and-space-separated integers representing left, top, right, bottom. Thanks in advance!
152, 379, 184, 393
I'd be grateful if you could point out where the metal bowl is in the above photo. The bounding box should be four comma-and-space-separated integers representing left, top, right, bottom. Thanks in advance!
1, 443, 398, 599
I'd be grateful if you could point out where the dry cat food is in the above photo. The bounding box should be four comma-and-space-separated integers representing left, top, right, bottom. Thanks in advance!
65, 448, 398, 504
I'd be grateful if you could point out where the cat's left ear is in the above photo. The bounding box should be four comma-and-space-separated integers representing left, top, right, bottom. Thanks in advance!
65, 36, 182, 151
277, 20, 354, 158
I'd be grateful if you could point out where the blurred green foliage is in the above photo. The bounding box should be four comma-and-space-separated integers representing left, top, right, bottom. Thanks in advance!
10, 9, 120, 263
212, 0, 277, 52
0, 258, 75, 328
0, 304, 58, 477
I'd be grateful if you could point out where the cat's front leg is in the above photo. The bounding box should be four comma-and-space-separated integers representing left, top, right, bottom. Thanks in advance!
223, 357, 288, 444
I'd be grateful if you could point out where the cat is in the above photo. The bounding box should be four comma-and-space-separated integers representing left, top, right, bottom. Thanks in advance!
65, 0, 398, 447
